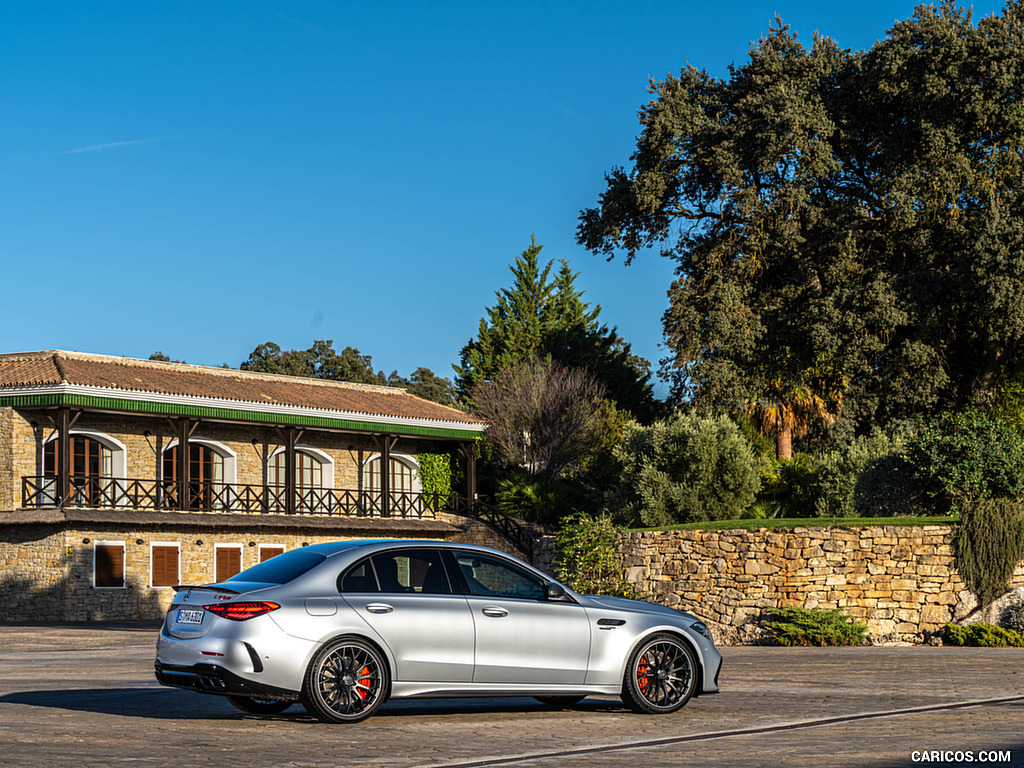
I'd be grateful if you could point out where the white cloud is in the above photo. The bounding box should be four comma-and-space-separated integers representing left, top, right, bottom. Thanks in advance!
55, 136, 180, 155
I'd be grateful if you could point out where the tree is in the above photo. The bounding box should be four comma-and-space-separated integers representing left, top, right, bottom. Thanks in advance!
240, 340, 458, 405
242, 340, 388, 384
907, 408, 1024, 512
578, 3, 1024, 442
398, 367, 458, 407
747, 373, 843, 459
456, 236, 657, 421
149, 351, 185, 363
470, 356, 608, 479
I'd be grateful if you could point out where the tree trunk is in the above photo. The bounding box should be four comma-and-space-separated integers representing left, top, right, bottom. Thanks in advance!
776, 426, 793, 460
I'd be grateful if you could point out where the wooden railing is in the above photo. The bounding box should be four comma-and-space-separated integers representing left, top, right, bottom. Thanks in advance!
21, 476, 444, 519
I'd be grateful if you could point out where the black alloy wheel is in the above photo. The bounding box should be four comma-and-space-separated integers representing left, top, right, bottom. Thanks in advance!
301, 637, 389, 723
621, 633, 697, 714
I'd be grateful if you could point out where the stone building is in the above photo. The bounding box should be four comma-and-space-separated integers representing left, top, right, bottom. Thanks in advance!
0, 350, 525, 622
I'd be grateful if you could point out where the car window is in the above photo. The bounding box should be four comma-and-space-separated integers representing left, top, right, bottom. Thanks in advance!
225, 549, 326, 585
339, 558, 379, 593
369, 549, 451, 595
454, 552, 546, 600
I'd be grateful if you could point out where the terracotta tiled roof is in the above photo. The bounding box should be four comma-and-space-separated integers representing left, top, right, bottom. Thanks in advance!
0, 356, 63, 386
0, 351, 484, 426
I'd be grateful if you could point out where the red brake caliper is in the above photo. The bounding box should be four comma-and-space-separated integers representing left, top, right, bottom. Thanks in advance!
637, 658, 650, 691
355, 666, 371, 700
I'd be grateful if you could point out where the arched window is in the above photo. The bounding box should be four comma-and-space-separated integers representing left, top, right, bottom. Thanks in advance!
269, 449, 323, 489
162, 440, 233, 510
268, 447, 332, 513
43, 432, 126, 507
363, 454, 421, 515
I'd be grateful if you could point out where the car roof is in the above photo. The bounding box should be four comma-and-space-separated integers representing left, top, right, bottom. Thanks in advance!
299, 539, 510, 558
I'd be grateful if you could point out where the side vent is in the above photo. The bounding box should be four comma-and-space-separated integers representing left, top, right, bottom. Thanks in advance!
243, 642, 264, 673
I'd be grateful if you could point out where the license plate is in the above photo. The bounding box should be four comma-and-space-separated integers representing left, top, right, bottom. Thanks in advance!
176, 608, 204, 625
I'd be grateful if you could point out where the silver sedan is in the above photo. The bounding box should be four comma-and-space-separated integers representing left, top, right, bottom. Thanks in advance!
155, 540, 721, 723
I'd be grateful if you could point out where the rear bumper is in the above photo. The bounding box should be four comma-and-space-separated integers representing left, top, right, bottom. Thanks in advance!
154, 661, 301, 701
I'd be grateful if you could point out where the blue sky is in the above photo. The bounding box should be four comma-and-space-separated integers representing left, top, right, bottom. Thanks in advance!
2, 1, 1007, 396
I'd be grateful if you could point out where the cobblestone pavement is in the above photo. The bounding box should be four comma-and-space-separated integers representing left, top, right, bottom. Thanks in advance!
1, 624, 1023, 768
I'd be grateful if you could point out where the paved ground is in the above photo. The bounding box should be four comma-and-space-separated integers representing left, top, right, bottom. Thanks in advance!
1, 624, 1023, 768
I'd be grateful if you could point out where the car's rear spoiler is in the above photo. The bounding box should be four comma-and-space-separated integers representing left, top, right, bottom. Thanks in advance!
171, 585, 241, 594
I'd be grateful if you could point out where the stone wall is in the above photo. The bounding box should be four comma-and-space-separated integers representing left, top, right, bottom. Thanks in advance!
0, 409, 13, 510
619, 525, 1024, 645
0, 407, 38, 510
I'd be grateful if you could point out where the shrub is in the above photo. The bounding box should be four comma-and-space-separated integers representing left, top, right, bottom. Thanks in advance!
758, 454, 821, 518
906, 409, 1024, 512
944, 622, 1024, 647
554, 513, 637, 598
816, 430, 915, 517
853, 452, 933, 517
766, 605, 868, 646
607, 411, 760, 526
495, 472, 598, 527
1002, 603, 1024, 633
418, 453, 452, 511
741, 500, 783, 519
954, 498, 1024, 606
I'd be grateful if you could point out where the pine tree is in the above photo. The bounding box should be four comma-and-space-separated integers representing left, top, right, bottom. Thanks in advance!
455, 236, 656, 420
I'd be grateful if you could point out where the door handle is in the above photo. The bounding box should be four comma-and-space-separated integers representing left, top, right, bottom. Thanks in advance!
481, 606, 508, 617
366, 603, 393, 614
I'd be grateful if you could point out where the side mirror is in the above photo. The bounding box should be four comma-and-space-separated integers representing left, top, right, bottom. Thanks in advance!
546, 582, 569, 601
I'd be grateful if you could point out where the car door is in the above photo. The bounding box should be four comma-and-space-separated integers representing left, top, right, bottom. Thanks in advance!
452, 550, 592, 684
340, 547, 474, 682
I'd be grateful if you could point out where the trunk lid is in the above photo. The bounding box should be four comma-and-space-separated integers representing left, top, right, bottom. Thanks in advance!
164, 584, 244, 639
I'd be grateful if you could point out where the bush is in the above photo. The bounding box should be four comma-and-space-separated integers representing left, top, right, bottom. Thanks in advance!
495, 472, 598, 527
853, 452, 934, 517
816, 430, 918, 517
741, 500, 783, 519
954, 498, 1024, 606
907, 409, 1024, 512
766, 605, 868, 646
944, 622, 1024, 647
607, 411, 760, 526
757, 454, 821, 518
554, 513, 637, 598
1002, 603, 1024, 633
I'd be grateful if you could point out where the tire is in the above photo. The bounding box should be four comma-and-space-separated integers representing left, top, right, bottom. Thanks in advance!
532, 695, 586, 707
226, 695, 293, 715
621, 633, 697, 715
301, 637, 389, 723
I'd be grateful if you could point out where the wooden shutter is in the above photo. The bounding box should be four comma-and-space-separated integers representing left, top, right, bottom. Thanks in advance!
152, 545, 179, 587
260, 546, 284, 563
95, 544, 124, 588
216, 547, 241, 582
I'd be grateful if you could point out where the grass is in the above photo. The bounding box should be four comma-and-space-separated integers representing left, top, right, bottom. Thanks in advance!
630, 515, 959, 532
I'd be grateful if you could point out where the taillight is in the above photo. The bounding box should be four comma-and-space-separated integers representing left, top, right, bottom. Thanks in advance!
203, 601, 280, 621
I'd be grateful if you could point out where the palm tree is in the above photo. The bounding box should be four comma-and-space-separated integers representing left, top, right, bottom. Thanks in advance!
747, 368, 844, 459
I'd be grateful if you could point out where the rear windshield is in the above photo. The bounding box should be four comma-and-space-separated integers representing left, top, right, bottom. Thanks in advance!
226, 550, 327, 585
